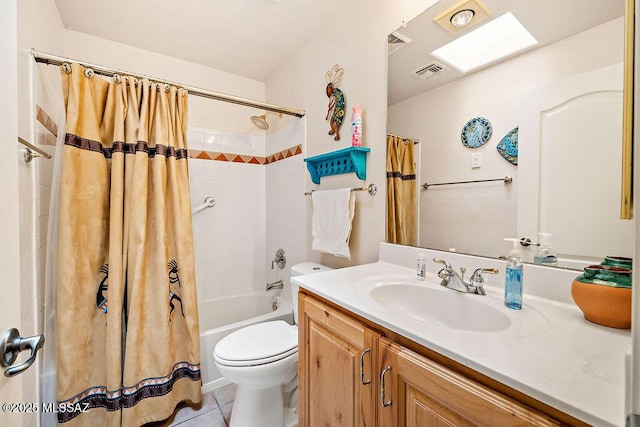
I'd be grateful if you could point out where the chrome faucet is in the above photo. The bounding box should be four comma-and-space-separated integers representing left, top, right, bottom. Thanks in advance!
432, 258, 498, 295
271, 248, 286, 270
266, 280, 284, 291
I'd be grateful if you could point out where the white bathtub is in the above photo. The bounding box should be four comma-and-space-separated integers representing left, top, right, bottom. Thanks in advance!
199, 292, 294, 393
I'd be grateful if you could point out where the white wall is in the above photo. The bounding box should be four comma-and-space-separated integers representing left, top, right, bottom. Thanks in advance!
0, 1, 28, 425
265, 0, 440, 268
387, 17, 624, 259
62, 30, 267, 133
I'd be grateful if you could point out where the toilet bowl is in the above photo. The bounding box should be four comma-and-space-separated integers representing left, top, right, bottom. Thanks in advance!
213, 262, 332, 427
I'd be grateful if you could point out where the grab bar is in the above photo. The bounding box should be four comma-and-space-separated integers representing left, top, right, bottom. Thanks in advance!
191, 196, 216, 215
18, 137, 52, 163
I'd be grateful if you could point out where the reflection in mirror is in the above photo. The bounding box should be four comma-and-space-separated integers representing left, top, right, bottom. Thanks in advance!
386, 0, 630, 269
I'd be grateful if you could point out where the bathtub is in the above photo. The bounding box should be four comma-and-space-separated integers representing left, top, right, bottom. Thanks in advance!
199, 292, 294, 393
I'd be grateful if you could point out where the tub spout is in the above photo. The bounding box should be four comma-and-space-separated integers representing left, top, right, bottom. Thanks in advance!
266, 280, 284, 291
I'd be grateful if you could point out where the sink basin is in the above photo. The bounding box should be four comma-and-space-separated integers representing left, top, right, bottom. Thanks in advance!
367, 282, 511, 333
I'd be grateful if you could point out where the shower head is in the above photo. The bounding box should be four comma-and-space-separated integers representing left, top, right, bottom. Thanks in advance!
250, 111, 282, 130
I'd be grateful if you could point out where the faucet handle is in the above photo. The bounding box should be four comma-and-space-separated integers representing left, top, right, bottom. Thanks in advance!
471, 268, 498, 282
432, 258, 451, 269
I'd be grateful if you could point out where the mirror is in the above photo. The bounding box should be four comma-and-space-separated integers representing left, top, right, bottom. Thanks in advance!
386, 0, 632, 269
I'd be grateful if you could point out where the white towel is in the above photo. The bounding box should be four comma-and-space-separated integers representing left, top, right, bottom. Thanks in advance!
311, 188, 355, 259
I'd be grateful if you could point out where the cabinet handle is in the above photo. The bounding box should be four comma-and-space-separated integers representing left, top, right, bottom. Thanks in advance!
359, 348, 371, 385
380, 365, 392, 407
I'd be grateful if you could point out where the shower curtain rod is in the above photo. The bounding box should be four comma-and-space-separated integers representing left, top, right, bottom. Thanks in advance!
387, 133, 420, 144
31, 49, 306, 118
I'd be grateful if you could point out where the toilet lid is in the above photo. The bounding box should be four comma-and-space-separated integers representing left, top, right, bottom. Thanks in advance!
214, 320, 297, 366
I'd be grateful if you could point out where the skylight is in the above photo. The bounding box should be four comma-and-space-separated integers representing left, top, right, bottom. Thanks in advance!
431, 12, 538, 73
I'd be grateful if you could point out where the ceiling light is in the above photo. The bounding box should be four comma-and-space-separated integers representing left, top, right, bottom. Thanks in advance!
432, 12, 538, 74
450, 9, 475, 28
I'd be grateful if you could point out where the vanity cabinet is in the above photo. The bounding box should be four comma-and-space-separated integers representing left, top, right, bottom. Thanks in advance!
299, 291, 581, 427
298, 293, 379, 427
377, 337, 560, 426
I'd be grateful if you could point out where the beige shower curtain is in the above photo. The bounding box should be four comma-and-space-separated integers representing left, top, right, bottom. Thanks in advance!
386, 134, 417, 246
56, 63, 201, 426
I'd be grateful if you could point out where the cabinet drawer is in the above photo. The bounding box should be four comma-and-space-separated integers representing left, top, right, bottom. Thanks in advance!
300, 293, 367, 348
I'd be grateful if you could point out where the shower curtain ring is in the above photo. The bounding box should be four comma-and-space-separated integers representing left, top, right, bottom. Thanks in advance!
164, 83, 170, 93
113, 74, 122, 84
61, 63, 72, 74
84, 68, 95, 78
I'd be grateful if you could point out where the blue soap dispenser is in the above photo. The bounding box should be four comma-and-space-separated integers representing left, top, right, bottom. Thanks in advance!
504, 238, 523, 310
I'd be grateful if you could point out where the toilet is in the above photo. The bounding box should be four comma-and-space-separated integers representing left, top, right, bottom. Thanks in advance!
213, 262, 332, 427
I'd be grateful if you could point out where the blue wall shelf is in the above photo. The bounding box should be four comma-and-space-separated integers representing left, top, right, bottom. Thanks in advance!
304, 146, 370, 184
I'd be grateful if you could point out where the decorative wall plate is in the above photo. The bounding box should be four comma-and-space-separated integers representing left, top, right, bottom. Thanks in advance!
496, 127, 518, 165
461, 117, 492, 148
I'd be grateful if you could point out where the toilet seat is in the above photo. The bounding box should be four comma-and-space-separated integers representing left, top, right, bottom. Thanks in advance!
214, 320, 298, 367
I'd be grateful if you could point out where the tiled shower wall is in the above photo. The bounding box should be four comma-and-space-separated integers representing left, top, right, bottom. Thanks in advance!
189, 120, 306, 305
265, 120, 307, 304
189, 136, 268, 301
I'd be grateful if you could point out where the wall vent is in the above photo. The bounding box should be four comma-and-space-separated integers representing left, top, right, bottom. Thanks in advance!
412, 62, 447, 79
388, 31, 411, 55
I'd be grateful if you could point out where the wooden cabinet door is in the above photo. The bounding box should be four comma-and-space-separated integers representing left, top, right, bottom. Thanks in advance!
299, 294, 378, 427
377, 337, 560, 427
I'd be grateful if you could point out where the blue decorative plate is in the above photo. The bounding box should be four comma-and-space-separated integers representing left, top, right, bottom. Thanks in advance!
460, 117, 493, 148
461, 117, 492, 148
496, 127, 518, 165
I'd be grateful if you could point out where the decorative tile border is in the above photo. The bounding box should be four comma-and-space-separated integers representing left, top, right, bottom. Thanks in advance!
36, 104, 59, 140
188, 144, 302, 165
35, 105, 302, 165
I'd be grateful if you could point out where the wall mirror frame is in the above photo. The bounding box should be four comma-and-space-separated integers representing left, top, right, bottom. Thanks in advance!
386, 0, 634, 270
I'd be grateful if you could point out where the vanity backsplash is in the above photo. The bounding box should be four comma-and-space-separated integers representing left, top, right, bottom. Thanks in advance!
379, 243, 582, 306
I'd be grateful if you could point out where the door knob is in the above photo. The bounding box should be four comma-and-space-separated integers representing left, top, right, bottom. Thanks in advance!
0, 328, 45, 377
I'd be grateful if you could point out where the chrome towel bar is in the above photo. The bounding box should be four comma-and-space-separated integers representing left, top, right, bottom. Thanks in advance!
305, 183, 377, 196
421, 176, 512, 190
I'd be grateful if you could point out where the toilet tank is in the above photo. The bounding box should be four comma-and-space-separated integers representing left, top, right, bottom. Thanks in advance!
290, 262, 333, 323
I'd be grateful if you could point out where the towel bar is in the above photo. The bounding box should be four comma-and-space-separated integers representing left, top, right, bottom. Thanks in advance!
305, 183, 377, 196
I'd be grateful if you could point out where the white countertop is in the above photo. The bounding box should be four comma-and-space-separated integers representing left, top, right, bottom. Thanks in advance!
294, 260, 631, 427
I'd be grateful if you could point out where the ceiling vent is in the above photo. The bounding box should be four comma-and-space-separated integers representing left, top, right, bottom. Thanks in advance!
388, 31, 411, 55
412, 62, 448, 79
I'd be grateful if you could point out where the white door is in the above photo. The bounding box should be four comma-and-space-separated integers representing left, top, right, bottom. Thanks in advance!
517, 63, 632, 268
0, 1, 36, 426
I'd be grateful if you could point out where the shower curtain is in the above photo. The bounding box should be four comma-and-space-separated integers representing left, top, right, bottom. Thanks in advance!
56, 63, 201, 426
386, 134, 417, 246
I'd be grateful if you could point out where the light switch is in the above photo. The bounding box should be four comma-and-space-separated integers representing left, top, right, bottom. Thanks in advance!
471, 153, 481, 168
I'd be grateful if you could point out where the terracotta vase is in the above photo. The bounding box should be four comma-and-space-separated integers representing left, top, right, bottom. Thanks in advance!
571, 279, 631, 329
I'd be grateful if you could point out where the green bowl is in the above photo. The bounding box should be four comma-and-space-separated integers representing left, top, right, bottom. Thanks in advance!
602, 256, 633, 269
578, 264, 632, 288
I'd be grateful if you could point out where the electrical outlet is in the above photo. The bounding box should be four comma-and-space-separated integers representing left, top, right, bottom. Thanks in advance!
471, 153, 481, 168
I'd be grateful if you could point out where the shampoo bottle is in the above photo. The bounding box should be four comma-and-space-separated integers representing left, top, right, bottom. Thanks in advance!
534, 232, 558, 266
417, 253, 426, 281
351, 104, 363, 146
504, 238, 523, 310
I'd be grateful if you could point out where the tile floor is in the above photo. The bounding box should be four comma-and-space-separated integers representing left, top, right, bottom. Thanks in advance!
145, 384, 236, 427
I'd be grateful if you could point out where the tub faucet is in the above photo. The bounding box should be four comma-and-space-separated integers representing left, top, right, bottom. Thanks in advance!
432, 258, 498, 295
266, 280, 284, 291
